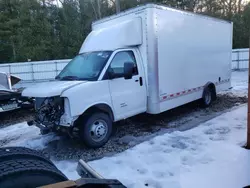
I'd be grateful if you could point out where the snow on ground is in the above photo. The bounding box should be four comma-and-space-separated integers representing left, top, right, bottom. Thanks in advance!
0, 123, 59, 149
230, 70, 248, 96
53, 160, 79, 180
83, 105, 249, 188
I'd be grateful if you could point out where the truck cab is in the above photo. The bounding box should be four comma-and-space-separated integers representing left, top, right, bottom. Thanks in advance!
23, 48, 147, 148
57, 49, 147, 121
23, 11, 150, 148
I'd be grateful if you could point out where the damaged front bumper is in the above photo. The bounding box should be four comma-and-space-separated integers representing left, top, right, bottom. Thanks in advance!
0, 103, 20, 112
27, 119, 72, 135
28, 96, 65, 134
28, 97, 78, 135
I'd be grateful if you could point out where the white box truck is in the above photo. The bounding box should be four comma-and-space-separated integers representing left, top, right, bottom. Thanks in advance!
23, 4, 232, 148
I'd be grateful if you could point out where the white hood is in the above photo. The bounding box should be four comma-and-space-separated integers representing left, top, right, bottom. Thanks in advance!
22, 81, 86, 97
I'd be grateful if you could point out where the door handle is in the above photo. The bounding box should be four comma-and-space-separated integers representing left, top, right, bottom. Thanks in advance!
135, 77, 143, 86
139, 77, 143, 86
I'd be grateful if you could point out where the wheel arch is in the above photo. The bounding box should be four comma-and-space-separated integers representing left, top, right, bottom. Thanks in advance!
78, 103, 115, 122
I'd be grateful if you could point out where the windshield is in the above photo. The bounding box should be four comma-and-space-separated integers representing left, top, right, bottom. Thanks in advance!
56, 51, 112, 81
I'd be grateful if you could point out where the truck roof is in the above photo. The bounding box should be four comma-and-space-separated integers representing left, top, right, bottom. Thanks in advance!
92, 3, 231, 27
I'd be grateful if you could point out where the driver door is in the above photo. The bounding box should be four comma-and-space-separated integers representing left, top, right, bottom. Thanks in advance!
106, 49, 147, 120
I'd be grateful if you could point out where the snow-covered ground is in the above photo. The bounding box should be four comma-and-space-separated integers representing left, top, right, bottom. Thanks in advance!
0, 71, 249, 188
0, 123, 60, 149
87, 105, 249, 188
230, 70, 248, 96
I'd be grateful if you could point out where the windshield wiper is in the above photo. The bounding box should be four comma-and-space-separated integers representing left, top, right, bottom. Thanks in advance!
60, 76, 81, 81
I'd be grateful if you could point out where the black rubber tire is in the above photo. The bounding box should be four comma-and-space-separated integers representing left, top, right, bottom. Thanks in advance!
211, 87, 217, 101
0, 147, 54, 166
201, 87, 213, 107
0, 159, 68, 188
79, 112, 112, 148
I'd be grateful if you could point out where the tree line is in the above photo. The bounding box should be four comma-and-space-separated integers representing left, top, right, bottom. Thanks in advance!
0, 0, 249, 63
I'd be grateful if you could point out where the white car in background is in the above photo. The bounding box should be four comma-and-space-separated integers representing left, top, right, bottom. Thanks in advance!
0, 72, 32, 112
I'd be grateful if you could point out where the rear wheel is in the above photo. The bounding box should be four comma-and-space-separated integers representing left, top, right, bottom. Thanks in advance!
201, 86, 215, 107
79, 112, 112, 148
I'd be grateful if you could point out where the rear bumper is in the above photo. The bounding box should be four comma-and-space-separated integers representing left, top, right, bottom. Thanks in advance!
0, 103, 20, 113
0, 91, 21, 101
0, 94, 33, 113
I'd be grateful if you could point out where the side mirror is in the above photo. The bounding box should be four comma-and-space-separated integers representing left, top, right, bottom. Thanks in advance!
124, 62, 134, 80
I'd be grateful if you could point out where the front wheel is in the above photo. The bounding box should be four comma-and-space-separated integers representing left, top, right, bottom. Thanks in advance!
79, 112, 112, 148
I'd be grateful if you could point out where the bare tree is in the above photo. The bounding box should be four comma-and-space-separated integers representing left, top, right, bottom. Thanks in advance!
110, 0, 120, 13
238, 0, 242, 13
115, 0, 121, 13
90, 0, 99, 19
97, 0, 102, 18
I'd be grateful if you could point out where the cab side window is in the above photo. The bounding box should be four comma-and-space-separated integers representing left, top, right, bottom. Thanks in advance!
108, 51, 138, 79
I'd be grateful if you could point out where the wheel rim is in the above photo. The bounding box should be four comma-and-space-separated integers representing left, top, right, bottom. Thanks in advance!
89, 119, 108, 142
205, 91, 212, 104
